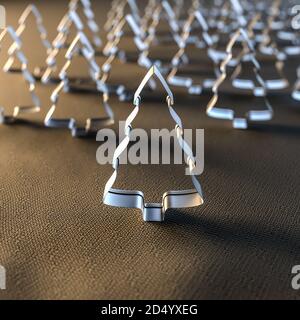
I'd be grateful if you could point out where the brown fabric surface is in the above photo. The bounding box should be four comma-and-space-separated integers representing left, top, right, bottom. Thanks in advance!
0, 0, 300, 300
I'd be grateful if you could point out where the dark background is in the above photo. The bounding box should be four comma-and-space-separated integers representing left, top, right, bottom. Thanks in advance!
0, 0, 300, 299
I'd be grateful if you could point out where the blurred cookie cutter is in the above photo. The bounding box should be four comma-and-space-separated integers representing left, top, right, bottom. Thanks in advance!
278, 4, 300, 56
44, 31, 114, 137
168, 10, 217, 95
104, 0, 141, 34
103, 65, 204, 222
101, 14, 148, 100
292, 66, 300, 101
41, 10, 84, 84
3, 4, 51, 75
230, 0, 247, 27
69, 0, 102, 48
42, 3, 101, 84
139, 0, 158, 36
257, 10, 289, 90
103, 14, 147, 63
138, 1, 183, 71
0, 26, 40, 124
161, 0, 180, 35
231, 13, 288, 91
208, 0, 253, 67
278, 30, 300, 56
206, 28, 273, 130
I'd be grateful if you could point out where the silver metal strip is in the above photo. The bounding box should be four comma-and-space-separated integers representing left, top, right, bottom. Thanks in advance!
4, 4, 51, 73
103, 65, 204, 222
0, 26, 40, 124
44, 31, 114, 137
206, 28, 273, 129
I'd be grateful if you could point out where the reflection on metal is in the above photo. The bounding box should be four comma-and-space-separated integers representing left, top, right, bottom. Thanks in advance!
206, 28, 273, 130
4, 4, 51, 74
103, 65, 204, 222
44, 32, 114, 137
0, 26, 40, 124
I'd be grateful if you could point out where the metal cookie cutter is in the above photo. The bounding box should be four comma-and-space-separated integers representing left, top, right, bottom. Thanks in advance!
278, 29, 300, 57
3, 4, 51, 76
101, 14, 148, 100
0, 26, 40, 124
207, 0, 245, 67
231, 16, 271, 91
104, 0, 141, 34
103, 65, 204, 222
160, 1, 181, 40
102, 14, 147, 64
277, 4, 300, 56
41, 11, 78, 84
256, 12, 289, 91
267, 0, 284, 31
44, 31, 114, 137
138, 2, 183, 72
292, 66, 300, 101
167, 10, 217, 95
104, 0, 127, 34
69, 0, 102, 49
206, 28, 273, 130
139, 0, 158, 35
42, 3, 100, 84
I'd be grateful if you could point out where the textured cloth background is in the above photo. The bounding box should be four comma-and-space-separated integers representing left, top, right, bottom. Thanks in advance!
0, 0, 300, 300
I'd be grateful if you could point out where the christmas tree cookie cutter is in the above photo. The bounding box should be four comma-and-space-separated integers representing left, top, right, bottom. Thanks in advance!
103, 65, 204, 222
138, 1, 183, 72
206, 28, 273, 130
104, 0, 141, 35
103, 13, 147, 64
257, 11, 289, 91
44, 31, 114, 137
278, 29, 300, 56
207, 0, 246, 67
42, 1, 101, 84
3, 4, 51, 75
69, 0, 102, 48
41, 10, 84, 84
231, 15, 269, 92
0, 26, 40, 124
278, 4, 300, 56
292, 66, 300, 101
101, 14, 148, 101
167, 9, 217, 95
139, 0, 158, 37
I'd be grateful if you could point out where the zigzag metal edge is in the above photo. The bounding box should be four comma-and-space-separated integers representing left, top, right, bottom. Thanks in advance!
0, 26, 40, 124
44, 32, 114, 137
4, 4, 51, 74
206, 28, 273, 130
167, 9, 216, 95
103, 65, 204, 222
